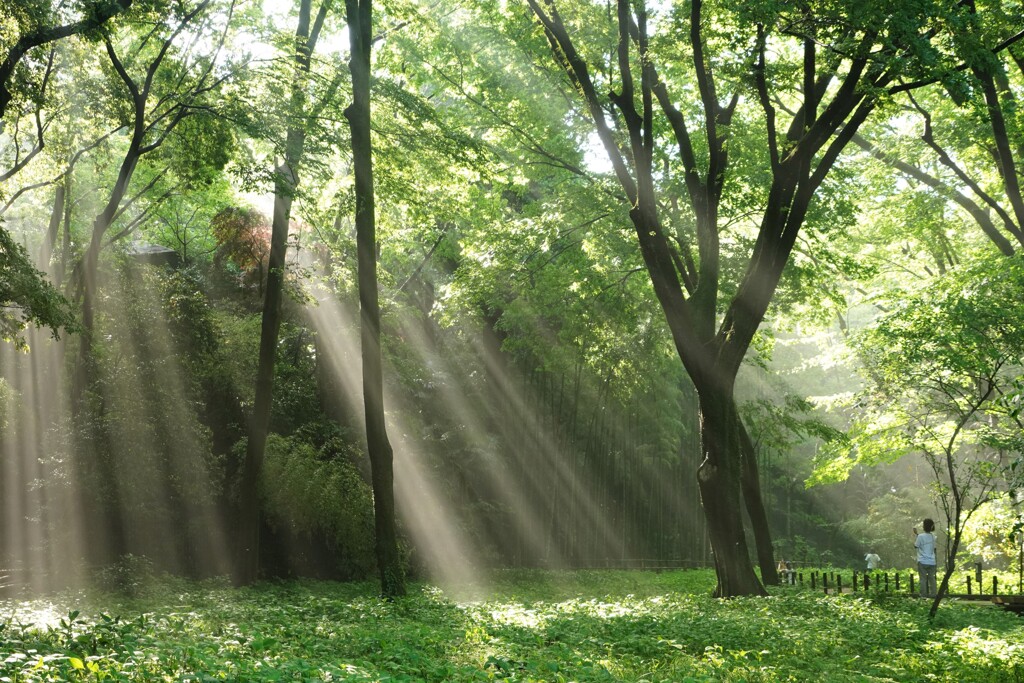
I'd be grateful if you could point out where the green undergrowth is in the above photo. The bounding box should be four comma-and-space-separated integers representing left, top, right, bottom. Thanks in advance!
1, 570, 1022, 682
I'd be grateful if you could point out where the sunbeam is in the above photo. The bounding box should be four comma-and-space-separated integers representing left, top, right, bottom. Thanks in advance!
91, 262, 234, 578
0, 329, 88, 592
0, 256, 237, 592
299, 269, 483, 588
297, 239, 709, 584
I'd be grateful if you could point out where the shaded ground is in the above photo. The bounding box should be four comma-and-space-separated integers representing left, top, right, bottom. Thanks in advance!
0, 570, 1022, 681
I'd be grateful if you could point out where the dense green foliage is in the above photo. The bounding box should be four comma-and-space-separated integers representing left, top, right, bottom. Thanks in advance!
0, 225, 75, 348
817, 254, 1024, 481
2, 571, 1024, 682
1, 0, 1023, 613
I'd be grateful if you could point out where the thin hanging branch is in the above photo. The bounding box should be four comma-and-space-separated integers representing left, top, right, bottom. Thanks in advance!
907, 91, 1024, 247
852, 132, 1018, 255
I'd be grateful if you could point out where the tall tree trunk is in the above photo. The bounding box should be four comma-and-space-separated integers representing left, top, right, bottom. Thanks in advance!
69, 138, 143, 563
236, 0, 323, 585
235, 159, 295, 584
74, 148, 137, 406
527, 0, 903, 596
739, 419, 779, 585
346, 0, 405, 598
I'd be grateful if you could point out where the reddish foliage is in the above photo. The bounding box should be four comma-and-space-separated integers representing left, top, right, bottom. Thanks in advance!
211, 206, 271, 282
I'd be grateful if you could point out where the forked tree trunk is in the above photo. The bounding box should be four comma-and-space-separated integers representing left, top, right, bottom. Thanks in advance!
73, 146, 139, 407
695, 385, 766, 597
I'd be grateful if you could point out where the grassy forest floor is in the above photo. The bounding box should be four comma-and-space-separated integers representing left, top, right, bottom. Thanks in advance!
1, 569, 1022, 682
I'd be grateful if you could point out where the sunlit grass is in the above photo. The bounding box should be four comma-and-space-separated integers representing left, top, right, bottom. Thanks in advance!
1, 570, 1022, 682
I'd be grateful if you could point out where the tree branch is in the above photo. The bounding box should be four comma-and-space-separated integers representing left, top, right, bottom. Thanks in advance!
525, 0, 638, 203
852, 132, 1017, 255
0, 0, 134, 118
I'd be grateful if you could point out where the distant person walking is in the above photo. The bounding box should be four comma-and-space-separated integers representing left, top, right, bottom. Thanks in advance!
914, 519, 937, 597
864, 552, 880, 570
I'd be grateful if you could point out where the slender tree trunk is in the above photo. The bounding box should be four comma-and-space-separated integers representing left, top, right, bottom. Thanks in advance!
235, 163, 295, 584
346, 0, 405, 598
57, 183, 72, 288
73, 124, 142, 406
739, 419, 778, 585
236, 0, 320, 585
568, 358, 581, 562
930, 527, 962, 619
69, 140, 140, 559
976, 70, 1024, 231
41, 183, 64, 270
55, 156, 123, 566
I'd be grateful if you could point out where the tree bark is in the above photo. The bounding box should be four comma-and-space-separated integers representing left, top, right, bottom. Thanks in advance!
0, 0, 133, 119
694, 382, 767, 596
930, 531, 961, 619
41, 184, 64, 270
73, 131, 141, 408
346, 0, 405, 598
235, 159, 295, 584
57, 174, 72, 287
739, 419, 779, 585
975, 69, 1024, 233
235, 0, 323, 585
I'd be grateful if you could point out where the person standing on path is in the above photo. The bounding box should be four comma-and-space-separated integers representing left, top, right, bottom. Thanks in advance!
914, 519, 937, 597
864, 551, 881, 570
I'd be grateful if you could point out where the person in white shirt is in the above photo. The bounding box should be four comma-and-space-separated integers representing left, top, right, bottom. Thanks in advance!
914, 518, 937, 597
864, 552, 881, 570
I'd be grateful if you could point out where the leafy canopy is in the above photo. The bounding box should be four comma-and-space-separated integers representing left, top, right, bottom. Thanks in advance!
0, 223, 76, 349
